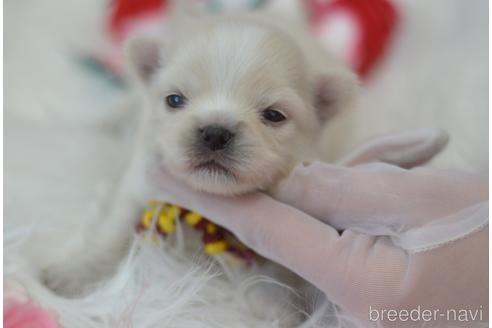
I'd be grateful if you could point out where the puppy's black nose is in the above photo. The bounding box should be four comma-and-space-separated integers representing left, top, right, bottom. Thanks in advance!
200, 125, 234, 151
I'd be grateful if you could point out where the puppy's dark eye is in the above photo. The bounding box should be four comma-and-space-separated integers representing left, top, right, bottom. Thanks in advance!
166, 94, 186, 108
261, 108, 287, 123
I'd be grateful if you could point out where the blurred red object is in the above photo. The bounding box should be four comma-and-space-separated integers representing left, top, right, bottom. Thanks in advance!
307, 0, 398, 78
106, 0, 397, 79
109, 0, 168, 42
4, 284, 59, 328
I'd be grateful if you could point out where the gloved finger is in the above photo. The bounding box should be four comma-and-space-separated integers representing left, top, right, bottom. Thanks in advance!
337, 128, 449, 168
273, 161, 487, 232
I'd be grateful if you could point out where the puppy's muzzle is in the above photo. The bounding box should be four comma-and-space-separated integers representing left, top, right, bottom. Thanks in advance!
199, 125, 234, 151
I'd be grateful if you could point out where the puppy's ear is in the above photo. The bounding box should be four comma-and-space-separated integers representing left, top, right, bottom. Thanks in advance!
314, 71, 359, 122
338, 128, 449, 168
124, 35, 163, 86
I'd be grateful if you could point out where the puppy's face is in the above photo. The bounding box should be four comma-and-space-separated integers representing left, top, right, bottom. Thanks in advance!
127, 20, 355, 195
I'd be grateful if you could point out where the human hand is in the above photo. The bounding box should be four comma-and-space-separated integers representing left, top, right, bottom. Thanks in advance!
150, 131, 488, 327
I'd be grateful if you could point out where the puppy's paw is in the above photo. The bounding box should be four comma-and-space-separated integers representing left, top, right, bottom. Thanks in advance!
41, 241, 130, 296
42, 263, 101, 297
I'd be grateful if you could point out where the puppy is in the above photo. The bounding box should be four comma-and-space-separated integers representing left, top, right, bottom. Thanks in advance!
44, 5, 446, 295
42, 7, 357, 294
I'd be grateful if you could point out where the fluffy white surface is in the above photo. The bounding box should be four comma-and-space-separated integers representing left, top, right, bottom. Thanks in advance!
4, 0, 487, 327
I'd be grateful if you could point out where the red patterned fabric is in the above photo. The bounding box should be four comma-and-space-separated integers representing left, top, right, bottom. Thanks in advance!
107, 0, 398, 78
110, 0, 167, 41
307, 0, 398, 78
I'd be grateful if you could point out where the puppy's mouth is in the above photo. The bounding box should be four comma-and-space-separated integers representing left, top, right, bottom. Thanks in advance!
193, 160, 236, 178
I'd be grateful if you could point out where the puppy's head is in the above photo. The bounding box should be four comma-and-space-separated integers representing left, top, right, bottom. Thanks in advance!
126, 19, 356, 195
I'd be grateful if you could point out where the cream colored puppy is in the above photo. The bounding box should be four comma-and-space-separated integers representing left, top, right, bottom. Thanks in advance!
43, 10, 357, 294
44, 7, 446, 295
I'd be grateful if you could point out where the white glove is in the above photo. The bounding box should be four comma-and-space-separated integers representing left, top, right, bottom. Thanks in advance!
276, 161, 487, 252
151, 132, 487, 327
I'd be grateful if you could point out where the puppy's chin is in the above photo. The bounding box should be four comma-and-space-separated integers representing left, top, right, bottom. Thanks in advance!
166, 162, 277, 196
186, 168, 262, 196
